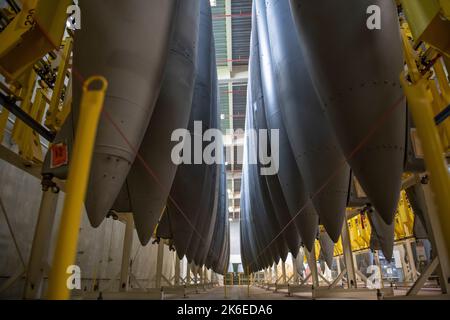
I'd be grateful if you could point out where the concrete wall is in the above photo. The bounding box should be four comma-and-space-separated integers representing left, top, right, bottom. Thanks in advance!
0, 157, 176, 299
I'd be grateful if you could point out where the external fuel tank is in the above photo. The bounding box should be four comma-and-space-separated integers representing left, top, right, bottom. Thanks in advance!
265, 0, 350, 242
163, 0, 216, 261
319, 228, 335, 269
42, 0, 177, 228
249, 10, 294, 259
205, 163, 227, 270
75, 0, 178, 227
245, 77, 281, 266
192, 55, 221, 266
368, 209, 395, 261
290, 0, 406, 225
123, 0, 201, 245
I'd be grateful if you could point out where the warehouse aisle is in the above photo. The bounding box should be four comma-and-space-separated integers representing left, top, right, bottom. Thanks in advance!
170, 285, 309, 300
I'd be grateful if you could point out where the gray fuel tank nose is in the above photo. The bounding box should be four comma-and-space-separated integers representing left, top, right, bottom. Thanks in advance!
290, 0, 406, 225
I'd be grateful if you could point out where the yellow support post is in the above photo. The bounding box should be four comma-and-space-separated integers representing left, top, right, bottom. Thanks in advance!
400, 24, 421, 83
334, 237, 343, 256
400, 76, 450, 262
358, 214, 371, 247
354, 216, 368, 248
55, 75, 73, 132
314, 240, 320, 261
401, 21, 450, 151
394, 214, 405, 240
20, 86, 48, 163
46, 37, 73, 132
46, 76, 107, 300
11, 69, 37, 144
397, 191, 413, 237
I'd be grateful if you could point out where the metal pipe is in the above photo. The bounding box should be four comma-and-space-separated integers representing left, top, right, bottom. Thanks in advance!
46, 76, 107, 300
0, 93, 55, 141
6, 0, 20, 14
435, 104, 450, 125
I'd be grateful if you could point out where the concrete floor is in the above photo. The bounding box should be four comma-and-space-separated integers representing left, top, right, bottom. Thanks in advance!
165, 285, 449, 300
168, 285, 306, 300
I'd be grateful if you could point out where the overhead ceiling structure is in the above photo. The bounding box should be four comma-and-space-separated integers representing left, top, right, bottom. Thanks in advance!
212, 0, 251, 221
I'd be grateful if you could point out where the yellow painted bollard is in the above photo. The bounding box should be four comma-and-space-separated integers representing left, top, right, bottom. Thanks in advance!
47, 76, 108, 300
400, 75, 450, 260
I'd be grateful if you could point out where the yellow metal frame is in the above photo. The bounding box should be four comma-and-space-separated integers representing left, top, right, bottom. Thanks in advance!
398, 12, 450, 261
0, 0, 72, 82
45, 37, 73, 133
400, 21, 450, 152
334, 197, 416, 256
400, 0, 450, 57
47, 76, 108, 300
439, 0, 450, 20
9, 68, 48, 165
400, 76, 450, 263
19, 85, 48, 163
3, 67, 49, 164
431, 58, 450, 152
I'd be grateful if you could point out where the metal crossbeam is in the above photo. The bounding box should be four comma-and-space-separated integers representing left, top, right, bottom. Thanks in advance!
407, 256, 439, 296
0, 92, 55, 141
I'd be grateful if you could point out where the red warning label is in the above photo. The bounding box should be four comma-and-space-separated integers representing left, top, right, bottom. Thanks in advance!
50, 143, 68, 169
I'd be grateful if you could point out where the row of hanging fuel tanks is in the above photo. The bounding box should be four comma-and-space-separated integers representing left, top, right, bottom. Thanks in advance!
41, 0, 230, 273
240, 0, 432, 273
